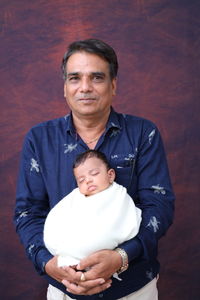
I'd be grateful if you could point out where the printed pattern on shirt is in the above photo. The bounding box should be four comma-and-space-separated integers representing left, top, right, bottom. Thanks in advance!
110, 128, 120, 137
148, 129, 156, 144
64, 143, 78, 154
30, 158, 40, 173
28, 244, 35, 257
16, 210, 29, 223
151, 184, 166, 195
146, 269, 154, 280
147, 216, 160, 233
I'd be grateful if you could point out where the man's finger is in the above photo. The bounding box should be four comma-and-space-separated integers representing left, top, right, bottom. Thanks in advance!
62, 279, 112, 295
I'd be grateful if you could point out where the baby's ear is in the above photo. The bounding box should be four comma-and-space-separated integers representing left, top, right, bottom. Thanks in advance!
108, 168, 115, 183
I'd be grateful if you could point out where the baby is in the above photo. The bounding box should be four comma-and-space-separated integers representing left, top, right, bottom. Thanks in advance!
44, 150, 141, 268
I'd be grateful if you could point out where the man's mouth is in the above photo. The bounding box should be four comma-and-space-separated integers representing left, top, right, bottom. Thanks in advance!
78, 98, 97, 101
77, 94, 97, 101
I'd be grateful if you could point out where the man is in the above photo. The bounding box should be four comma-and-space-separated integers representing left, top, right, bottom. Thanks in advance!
14, 39, 175, 300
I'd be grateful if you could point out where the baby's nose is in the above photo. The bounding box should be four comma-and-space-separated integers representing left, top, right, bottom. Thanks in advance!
86, 176, 92, 183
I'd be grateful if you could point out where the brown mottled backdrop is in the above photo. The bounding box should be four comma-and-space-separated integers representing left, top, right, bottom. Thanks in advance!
0, 0, 199, 299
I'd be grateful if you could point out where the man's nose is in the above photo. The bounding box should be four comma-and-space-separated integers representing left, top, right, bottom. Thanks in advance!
79, 77, 92, 93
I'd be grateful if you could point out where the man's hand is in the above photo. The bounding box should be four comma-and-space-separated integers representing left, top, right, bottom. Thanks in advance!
45, 256, 80, 283
78, 249, 122, 280
62, 249, 122, 295
45, 255, 113, 296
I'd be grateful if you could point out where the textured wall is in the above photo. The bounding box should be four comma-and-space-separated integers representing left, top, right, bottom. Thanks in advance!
0, 0, 199, 299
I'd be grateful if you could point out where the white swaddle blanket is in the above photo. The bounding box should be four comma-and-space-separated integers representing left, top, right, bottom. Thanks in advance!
44, 182, 141, 267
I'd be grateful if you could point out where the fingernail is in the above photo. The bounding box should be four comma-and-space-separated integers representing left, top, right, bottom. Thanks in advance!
99, 279, 105, 284
107, 283, 111, 288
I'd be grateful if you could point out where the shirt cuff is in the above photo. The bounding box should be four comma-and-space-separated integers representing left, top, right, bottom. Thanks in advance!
35, 247, 53, 275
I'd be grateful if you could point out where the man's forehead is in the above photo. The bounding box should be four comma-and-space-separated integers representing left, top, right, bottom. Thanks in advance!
66, 51, 109, 71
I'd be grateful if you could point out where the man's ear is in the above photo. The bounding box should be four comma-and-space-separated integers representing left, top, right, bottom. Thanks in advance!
111, 78, 117, 96
64, 84, 67, 98
108, 168, 115, 183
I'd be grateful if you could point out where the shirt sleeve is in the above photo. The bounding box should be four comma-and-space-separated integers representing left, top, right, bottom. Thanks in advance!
14, 129, 53, 275
119, 124, 175, 263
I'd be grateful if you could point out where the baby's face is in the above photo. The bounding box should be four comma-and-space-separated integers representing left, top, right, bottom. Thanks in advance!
74, 157, 115, 196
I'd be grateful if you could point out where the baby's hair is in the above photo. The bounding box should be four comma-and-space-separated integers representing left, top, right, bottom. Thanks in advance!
73, 150, 111, 170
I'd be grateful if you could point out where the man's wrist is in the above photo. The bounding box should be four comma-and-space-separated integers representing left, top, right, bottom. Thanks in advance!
115, 247, 129, 274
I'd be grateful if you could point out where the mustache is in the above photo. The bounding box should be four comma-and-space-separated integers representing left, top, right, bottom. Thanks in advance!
77, 94, 98, 100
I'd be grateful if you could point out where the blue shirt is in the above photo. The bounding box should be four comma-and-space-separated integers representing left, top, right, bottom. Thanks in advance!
14, 108, 175, 299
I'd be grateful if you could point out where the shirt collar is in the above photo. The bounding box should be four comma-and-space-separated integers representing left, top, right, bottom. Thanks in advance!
64, 112, 76, 136
64, 106, 121, 136
106, 107, 121, 131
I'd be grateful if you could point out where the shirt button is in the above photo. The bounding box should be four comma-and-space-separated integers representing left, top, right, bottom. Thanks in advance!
98, 293, 103, 298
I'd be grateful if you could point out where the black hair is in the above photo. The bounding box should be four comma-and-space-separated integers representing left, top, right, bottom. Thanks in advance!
62, 38, 118, 81
73, 150, 111, 170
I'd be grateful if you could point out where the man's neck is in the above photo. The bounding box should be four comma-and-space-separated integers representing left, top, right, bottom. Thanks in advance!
72, 109, 110, 134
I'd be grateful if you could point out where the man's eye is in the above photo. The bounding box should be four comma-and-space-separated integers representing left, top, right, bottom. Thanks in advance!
69, 76, 79, 82
93, 76, 104, 82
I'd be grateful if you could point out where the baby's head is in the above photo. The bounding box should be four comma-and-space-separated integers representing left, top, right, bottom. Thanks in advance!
73, 150, 115, 196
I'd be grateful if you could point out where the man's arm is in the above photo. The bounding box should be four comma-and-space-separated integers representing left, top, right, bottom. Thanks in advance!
14, 130, 111, 295
14, 130, 53, 274
14, 131, 75, 282
133, 124, 175, 261
111, 124, 174, 264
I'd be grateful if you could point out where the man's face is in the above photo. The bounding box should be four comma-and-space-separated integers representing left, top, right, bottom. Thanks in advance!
74, 157, 115, 196
64, 51, 116, 119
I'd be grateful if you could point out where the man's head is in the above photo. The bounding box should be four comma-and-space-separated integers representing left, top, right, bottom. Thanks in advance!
62, 39, 118, 119
73, 150, 115, 196
62, 39, 118, 81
